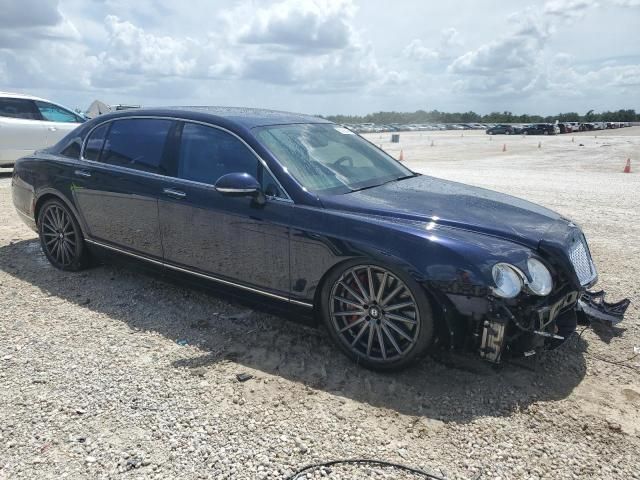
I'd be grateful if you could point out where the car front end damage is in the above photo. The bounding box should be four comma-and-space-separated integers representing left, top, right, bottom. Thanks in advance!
432, 225, 630, 363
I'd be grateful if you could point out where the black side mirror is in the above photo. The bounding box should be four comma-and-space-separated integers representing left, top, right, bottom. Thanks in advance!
214, 172, 266, 205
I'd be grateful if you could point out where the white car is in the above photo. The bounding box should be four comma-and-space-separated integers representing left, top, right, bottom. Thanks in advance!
0, 92, 85, 167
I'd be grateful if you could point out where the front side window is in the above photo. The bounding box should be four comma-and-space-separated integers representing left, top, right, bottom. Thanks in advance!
0, 98, 41, 120
254, 123, 414, 195
177, 122, 284, 197
35, 101, 83, 123
101, 119, 173, 174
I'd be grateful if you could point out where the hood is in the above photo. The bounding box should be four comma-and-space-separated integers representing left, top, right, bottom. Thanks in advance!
319, 175, 565, 248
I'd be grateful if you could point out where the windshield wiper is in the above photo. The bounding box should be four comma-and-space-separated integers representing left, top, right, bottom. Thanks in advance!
348, 174, 416, 193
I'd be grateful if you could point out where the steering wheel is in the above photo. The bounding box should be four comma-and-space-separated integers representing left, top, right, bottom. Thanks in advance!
333, 156, 354, 168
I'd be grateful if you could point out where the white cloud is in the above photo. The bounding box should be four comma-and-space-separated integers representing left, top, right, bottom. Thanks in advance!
0, 0, 637, 114
544, 0, 599, 19
0, 0, 80, 49
404, 27, 463, 64
445, 2, 598, 97
609, 0, 640, 5
404, 39, 439, 61
233, 0, 356, 52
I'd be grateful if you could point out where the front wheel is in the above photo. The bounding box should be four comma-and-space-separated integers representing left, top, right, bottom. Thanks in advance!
320, 261, 434, 371
38, 199, 90, 271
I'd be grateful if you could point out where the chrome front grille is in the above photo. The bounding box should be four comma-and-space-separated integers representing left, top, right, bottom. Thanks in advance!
568, 236, 597, 285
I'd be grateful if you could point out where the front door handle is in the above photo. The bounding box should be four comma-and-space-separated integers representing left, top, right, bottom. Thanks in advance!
74, 169, 92, 178
48, 126, 58, 132
163, 188, 187, 199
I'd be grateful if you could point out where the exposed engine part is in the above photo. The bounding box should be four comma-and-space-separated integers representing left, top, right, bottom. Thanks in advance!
533, 330, 564, 340
479, 314, 507, 363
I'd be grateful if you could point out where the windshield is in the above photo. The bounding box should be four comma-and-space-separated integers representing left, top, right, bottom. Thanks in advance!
254, 123, 414, 194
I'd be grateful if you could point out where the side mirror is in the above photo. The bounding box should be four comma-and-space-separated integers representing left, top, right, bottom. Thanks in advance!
214, 172, 266, 205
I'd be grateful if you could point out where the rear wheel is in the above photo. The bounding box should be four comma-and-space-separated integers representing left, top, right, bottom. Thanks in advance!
38, 199, 90, 271
320, 261, 434, 371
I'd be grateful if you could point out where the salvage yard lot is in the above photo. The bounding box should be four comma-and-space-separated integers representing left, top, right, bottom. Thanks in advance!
1, 128, 639, 479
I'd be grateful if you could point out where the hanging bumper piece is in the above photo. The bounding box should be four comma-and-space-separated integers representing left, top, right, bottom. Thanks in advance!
577, 290, 630, 326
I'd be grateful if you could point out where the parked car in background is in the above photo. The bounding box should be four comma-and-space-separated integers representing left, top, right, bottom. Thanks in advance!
557, 123, 572, 134
522, 123, 558, 135
486, 124, 515, 135
0, 92, 85, 168
11, 107, 628, 370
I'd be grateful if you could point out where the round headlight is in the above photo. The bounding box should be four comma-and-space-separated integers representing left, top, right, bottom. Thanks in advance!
526, 258, 553, 296
491, 263, 523, 298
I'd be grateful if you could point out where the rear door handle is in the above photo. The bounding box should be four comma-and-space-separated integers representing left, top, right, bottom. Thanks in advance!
163, 188, 187, 199
74, 169, 92, 178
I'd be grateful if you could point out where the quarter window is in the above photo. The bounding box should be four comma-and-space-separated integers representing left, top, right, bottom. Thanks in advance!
83, 123, 110, 161
100, 119, 173, 174
178, 123, 284, 197
0, 98, 41, 120
35, 101, 82, 123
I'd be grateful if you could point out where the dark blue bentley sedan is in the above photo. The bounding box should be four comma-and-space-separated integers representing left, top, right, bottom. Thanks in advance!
11, 107, 627, 370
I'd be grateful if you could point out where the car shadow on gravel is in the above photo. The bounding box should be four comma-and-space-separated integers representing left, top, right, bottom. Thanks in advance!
0, 239, 588, 424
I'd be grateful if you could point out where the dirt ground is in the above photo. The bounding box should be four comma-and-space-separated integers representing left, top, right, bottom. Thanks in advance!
0, 128, 639, 479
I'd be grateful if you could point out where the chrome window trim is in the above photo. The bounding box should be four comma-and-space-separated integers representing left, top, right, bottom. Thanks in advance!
84, 238, 314, 308
79, 115, 293, 203
215, 187, 257, 194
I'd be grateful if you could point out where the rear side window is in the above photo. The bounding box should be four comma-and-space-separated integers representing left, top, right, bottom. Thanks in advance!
100, 119, 173, 174
35, 101, 82, 123
0, 97, 41, 120
83, 123, 110, 161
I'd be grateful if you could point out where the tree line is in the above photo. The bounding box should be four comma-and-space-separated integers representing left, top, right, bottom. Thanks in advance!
324, 109, 639, 124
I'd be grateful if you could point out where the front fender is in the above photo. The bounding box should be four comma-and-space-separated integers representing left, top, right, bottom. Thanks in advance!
288, 206, 535, 305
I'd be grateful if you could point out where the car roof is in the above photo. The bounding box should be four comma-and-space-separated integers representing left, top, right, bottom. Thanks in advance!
107, 106, 332, 129
0, 91, 49, 102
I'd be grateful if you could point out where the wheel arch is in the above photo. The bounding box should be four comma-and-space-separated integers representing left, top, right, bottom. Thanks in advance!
34, 189, 87, 236
311, 251, 448, 329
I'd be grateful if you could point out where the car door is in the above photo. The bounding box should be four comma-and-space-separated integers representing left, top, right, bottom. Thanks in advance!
33, 100, 84, 146
0, 97, 50, 163
71, 118, 176, 260
158, 121, 291, 295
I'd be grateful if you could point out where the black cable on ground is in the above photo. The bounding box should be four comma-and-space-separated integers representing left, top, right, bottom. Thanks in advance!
284, 458, 482, 480
575, 326, 640, 372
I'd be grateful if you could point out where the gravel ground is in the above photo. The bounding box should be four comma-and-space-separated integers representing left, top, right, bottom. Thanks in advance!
0, 128, 639, 480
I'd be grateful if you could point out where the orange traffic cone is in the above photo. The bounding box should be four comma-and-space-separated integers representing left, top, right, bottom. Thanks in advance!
502, 143, 507, 152
623, 159, 631, 173
399, 149, 404, 161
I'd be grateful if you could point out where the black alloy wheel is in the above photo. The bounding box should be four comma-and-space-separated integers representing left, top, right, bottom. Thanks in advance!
321, 261, 434, 371
38, 199, 90, 271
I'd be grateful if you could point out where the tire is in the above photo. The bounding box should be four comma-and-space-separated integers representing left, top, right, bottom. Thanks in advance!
544, 131, 549, 135
523, 131, 528, 135
505, 130, 511, 135
38, 199, 90, 271
320, 260, 434, 371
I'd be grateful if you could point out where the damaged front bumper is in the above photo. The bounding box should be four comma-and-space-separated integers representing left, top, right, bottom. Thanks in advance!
479, 289, 630, 363
577, 290, 630, 326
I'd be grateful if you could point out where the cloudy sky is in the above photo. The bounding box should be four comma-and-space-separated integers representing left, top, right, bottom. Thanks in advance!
0, 0, 638, 116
